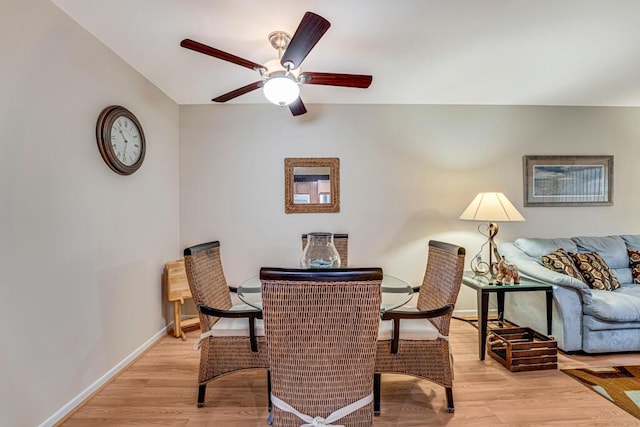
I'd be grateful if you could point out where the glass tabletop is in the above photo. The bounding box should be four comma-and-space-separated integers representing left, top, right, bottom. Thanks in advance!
462, 271, 552, 290
237, 273, 414, 313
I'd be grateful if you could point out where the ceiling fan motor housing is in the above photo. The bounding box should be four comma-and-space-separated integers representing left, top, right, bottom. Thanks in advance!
263, 59, 300, 79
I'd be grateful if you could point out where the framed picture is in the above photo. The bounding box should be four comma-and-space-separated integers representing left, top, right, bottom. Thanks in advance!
523, 155, 613, 207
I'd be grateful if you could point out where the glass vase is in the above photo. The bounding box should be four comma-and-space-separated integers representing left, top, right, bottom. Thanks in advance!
300, 232, 341, 269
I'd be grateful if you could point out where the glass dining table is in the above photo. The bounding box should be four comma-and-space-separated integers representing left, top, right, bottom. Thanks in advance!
237, 273, 414, 313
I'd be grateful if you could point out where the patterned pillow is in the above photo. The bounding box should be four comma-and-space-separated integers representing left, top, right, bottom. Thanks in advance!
628, 248, 640, 284
569, 252, 621, 291
541, 248, 585, 282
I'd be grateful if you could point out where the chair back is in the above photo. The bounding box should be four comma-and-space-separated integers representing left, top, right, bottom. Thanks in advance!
302, 233, 348, 267
183, 241, 232, 332
260, 267, 382, 426
417, 240, 466, 335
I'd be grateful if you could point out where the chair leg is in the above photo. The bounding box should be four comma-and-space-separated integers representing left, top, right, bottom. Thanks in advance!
267, 370, 272, 412
267, 370, 273, 425
445, 387, 454, 413
374, 373, 381, 416
197, 384, 206, 408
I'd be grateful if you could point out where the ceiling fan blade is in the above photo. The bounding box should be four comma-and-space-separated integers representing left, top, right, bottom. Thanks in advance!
300, 72, 373, 88
181, 39, 265, 71
289, 97, 307, 116
280, 12, 330, 70
212, 81, 264, 103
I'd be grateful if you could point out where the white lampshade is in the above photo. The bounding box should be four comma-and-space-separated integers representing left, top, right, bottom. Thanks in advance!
263, 75, 300, 106
459, 192, 525, 222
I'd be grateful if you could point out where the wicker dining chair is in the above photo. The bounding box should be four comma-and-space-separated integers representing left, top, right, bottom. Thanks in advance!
301, 233, 349, 266
374, 240, 465, 414
183, 241, 268, 407
260, 267, 382, 426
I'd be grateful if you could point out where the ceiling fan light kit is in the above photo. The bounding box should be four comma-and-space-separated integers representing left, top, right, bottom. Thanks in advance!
263, 74, 300, 106
261, 36, 300, 106
180, 11, 372, 116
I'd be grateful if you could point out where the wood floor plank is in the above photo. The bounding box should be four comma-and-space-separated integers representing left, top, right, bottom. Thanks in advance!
57, 319, 640, 426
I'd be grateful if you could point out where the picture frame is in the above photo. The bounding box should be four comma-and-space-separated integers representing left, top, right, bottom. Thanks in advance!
284, 157, 340, 214
523, 155, 613, 207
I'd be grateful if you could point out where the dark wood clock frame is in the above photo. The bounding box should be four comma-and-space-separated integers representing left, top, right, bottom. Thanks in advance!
96, 105, 146, 175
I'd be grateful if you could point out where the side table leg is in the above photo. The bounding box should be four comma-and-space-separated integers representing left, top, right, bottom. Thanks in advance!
545, 289, 553, 336
477, 290, 489, 360
496, 290, 505, 328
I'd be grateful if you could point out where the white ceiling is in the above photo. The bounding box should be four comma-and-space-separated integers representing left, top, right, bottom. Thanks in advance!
52, 0, 640, 106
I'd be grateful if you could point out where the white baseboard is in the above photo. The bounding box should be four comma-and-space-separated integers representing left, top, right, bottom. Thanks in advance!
453, 309, 476, 317
453, 308, 497, 317
39, 326, 168, 427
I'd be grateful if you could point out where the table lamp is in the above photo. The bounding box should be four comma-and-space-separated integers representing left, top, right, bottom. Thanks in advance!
459, 192, 525, 276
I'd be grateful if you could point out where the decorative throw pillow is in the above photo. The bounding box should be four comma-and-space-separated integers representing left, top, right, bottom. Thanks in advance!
628, 248, 640, 284
569, 251, 621, 291
541, 248, 585, 282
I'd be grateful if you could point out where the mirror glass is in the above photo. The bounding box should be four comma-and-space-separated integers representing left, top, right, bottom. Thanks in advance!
292, 166, 331, 204
285, 158, 340, 214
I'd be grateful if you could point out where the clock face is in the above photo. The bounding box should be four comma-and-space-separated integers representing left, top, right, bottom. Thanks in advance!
96, 106, 146, 175
110, 116, 143, 166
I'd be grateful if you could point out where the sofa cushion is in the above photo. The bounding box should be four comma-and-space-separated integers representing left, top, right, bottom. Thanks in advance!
628, 248, 640, 284
583, 315, 640, 331
572, 235, 628, 269
514, 237, 578, 259
541, 248, 585, 282
569, 252, 621, 291
621, 235, 640, 250
584, 288, 640, 323
613, 267, 634, 285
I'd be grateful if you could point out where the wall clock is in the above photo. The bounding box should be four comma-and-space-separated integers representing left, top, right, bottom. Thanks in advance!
96, 105, 146, 175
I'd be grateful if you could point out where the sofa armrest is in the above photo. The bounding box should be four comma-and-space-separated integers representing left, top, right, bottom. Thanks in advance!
501, 242, 592, 304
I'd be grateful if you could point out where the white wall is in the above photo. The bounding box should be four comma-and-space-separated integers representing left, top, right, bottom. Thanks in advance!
0, 1, 179, 425
179, 104, 640, 313
5, 1, 640, 423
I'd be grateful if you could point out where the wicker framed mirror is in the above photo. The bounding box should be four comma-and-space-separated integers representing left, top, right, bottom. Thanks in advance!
284, 157, 340, 214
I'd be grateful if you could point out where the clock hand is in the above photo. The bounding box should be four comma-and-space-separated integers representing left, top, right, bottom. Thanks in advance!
116, 126, 129, 160
122, 134, 129, 159
117, 125, 129, 143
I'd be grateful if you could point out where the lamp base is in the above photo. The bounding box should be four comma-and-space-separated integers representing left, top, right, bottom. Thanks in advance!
471, 254, 490, 276
471, 222, 502, 280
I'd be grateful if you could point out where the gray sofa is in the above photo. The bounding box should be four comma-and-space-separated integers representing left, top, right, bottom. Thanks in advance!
500, 235, 640, 353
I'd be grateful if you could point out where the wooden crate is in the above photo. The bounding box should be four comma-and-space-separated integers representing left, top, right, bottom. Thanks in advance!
487, 327, 557, 372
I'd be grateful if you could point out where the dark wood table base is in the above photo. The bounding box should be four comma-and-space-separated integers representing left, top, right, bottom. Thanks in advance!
463, 272, 553, 360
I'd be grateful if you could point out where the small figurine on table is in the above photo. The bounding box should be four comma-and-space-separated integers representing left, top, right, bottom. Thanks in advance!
491, 258, 520, 285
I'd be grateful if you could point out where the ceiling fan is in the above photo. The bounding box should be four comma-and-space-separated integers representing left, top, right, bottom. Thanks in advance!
180, 11, 373, 116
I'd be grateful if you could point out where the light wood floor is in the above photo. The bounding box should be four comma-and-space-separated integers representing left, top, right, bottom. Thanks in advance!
58, 319, 640, 426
